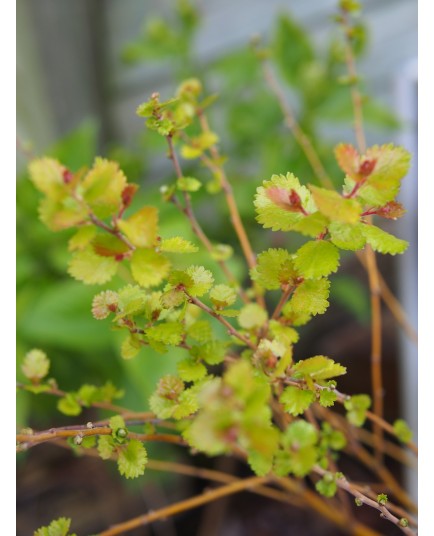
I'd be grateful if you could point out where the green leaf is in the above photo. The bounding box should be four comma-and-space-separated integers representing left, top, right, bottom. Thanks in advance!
282, 301, 312, 327
34, 517, 74, 536
209, 284, 237, 310
309, 186, 362, 224
81, 158, 127, 218
117, 206, 159, 248
22, 349, 50, 381
273, 14, 315, 86
169, 266, 214, 297
145, 322, 184, 346
38, 195, 88, 231
292, 212, 328, 237
280, 386, 315, 416
329, 221, 366, 251
320, 422, 347, 451
238, 303, 268, 330
160, 236, 198, 253
161, 287, 187, 308
118, 440, 148, 479
360, 224, 408, 255
247, 450, 273, 477
68, 247, 118, 285
109, 415, 127, 435
131, 249, 171, 287
150, 375, 198, 420
91, 234, 130, 258
28, 158, 66, 198
187, 320, 213, 343
283, 420, 318, 448
290, 278, 330, 316
393, 419, 413, 444
294, 241, 340, 279
377, 493, 388, 506
276, 420, 318, 477
269, 321, 299, 346
177, 176, 202, 192
319, 389, 337, 408
97, 435, 115, 460
68, 225, 98, 251
177, 358, 207, 382
251, 249, 298, 290
211, 243, 233, 261
57, 394, 82, 416
121, 333, 142, 359
180, 132, 219, 159
316, 475, 338, 498
344, 394, 371, 427
361, 144, 411, 205
334, 143, 360, 178
190, 341, 228, 365
255, 173, 315, 231
293, 356, 347, 381
117, 285, 148, 316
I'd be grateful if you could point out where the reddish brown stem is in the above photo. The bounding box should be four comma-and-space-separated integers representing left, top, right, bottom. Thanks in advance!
186, 292, 256, 350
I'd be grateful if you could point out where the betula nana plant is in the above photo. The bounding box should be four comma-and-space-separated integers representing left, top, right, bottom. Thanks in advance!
17, 2, 417, 535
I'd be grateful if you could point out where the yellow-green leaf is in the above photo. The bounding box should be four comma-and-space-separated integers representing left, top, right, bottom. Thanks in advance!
130, 249, 170, 288
117, 206, 159, 248
309, 185, 361, 224
68, 247, 119, 284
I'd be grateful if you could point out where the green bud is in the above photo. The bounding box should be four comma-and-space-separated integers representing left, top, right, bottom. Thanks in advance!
399, 518, 409, 528
116, 428, 128, 439
355, 497, 363, 507
377, 493, 388, 506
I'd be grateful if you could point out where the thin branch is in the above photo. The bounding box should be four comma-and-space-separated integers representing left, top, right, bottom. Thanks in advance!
16, 423, 185, 450
166, 135, 249, 304
185, 292, 256, 350
196, 112, 266, 309
284, 379, 418, 456
274, 477, 381, 536
350, 483, 418, 528
312, 405, 416, 468
260, 60, 334, 190
97, 476, 269, 536
314, 467, 416, 535
271, 285, 295, 320
340, 11, 367, 154
17, 382, 133, 415
339, 7, 384, 464
87, 212, 136, 251
355, 251, 418, 344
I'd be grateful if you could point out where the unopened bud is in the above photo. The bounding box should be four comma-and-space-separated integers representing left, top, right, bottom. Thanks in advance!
359, 159, 376, 177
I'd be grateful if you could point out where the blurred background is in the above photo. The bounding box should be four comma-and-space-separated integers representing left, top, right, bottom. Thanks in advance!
17, 0, 417, 534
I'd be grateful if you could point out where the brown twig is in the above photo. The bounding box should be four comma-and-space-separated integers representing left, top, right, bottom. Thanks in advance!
97, 476, 269, 536
271, 285, 295, 320
355, 251, 417, 344
274, 477, 380, 536
166, 135, 249, 304
314, 466, 416, 535
339, 7, 385, 464
195, 112, 266, 309
16, 423, 185, 451
260, 60, 334, 190
185, 292, 256, 350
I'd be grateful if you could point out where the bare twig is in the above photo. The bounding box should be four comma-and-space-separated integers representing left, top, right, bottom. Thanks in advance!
97, 476, 270, 536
